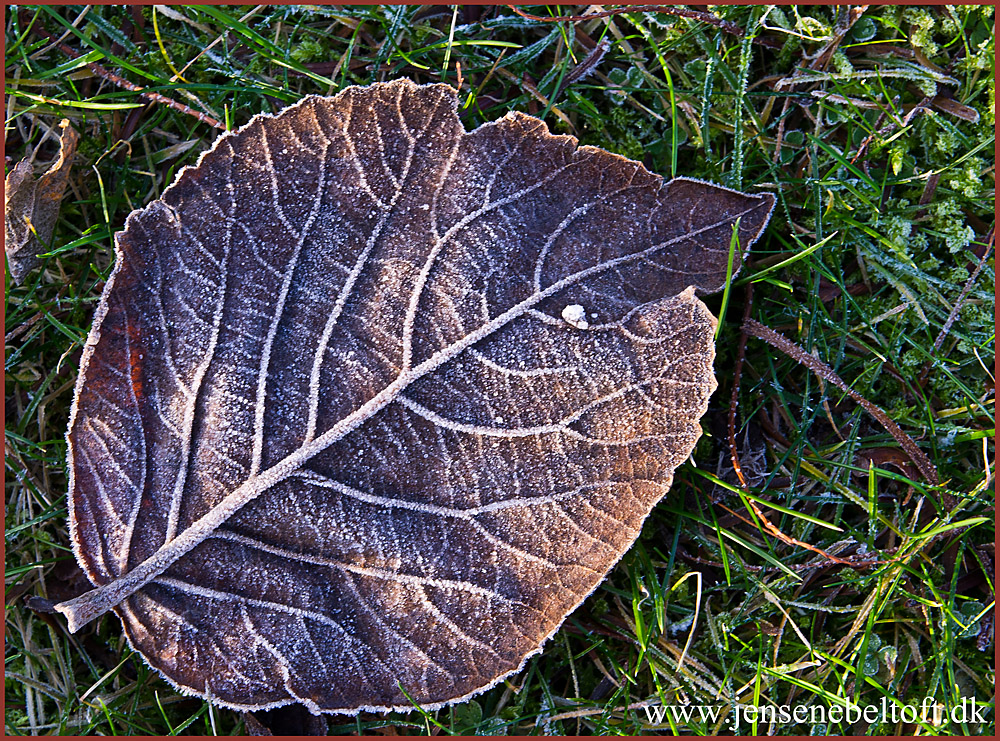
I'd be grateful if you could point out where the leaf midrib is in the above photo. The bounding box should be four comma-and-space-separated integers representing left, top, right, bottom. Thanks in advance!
57, 185, 764, 632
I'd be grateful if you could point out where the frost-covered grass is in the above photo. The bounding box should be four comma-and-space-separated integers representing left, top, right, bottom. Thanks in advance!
5, 5, 994, 735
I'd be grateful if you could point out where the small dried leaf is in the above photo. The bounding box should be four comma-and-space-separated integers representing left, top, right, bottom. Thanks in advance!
5, 119, 78, 284
58, 80, 774, 713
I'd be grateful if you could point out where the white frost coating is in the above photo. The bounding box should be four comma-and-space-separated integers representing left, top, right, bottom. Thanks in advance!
561, 304, 589, 330
58, 78, 775, 717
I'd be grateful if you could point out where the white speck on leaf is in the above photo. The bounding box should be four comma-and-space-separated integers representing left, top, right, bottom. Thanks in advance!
561, 304, 589, 330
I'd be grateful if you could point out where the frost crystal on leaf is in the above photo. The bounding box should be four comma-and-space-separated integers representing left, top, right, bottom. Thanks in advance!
561, 304, 589, 329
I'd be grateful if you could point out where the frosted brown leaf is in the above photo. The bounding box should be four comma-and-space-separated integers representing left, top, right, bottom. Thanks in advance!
5, 119, 78, 284
59, 79, 774, 714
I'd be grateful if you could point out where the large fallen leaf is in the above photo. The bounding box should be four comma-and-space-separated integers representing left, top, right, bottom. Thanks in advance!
5, 119, 79, 284
58, 79, 774, 713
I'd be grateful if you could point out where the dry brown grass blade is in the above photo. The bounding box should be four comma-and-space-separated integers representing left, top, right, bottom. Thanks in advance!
743, 319, 940, 486
770, 6, 869, 163
555, 39, 611, 99
917, 226, 994, 389
931, 228, 994, 357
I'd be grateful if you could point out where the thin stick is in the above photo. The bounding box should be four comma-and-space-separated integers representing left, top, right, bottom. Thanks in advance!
715, 497, 858, 567
743, 319, 939, 486
25, 18, 224, 130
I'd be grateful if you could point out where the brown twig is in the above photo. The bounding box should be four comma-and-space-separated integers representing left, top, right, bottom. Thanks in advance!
506, 5, 744, 36
725, 285, 861, 567
22, 14, 224, 131
743, 319, 940, 486
715, 497, 860, 567
728, 283, 754, 488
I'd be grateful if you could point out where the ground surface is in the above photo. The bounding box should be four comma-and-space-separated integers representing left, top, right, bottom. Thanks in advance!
4, 4, 995, 735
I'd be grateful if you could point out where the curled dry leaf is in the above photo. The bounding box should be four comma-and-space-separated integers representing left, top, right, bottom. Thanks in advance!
58, 80, 774, 714
5, 119, 79, 284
